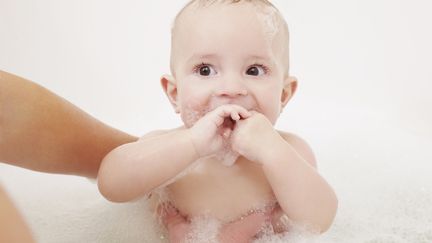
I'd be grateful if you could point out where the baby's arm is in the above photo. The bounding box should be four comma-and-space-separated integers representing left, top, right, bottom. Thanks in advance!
97, 128, 199, 202
97, 104, 250, 202
268, 133, 337, 233
231, 112, 337, 233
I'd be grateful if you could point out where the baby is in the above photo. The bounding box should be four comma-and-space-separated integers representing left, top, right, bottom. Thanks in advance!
98, 0, 337, 240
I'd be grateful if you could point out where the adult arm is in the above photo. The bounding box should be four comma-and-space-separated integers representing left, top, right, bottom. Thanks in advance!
0, 70, 137, 178
0, 185, 35, 243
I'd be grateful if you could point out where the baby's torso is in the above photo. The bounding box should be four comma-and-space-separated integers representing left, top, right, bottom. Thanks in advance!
163, 156, 275, 222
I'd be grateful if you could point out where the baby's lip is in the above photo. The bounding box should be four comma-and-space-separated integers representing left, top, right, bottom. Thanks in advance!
209, 98, 255, 111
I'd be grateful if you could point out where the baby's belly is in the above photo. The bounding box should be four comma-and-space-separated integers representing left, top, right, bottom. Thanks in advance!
166, 157, 275, 222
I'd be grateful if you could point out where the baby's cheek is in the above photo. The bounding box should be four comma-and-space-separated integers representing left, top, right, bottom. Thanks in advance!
262, 101, 282, 124
179, 98, 211, 127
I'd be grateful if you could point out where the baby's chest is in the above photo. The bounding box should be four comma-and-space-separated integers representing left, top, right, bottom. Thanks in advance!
166, 158, 275, 222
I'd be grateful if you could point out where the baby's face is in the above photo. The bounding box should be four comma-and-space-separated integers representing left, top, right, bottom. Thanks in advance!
166, 2, 295, 127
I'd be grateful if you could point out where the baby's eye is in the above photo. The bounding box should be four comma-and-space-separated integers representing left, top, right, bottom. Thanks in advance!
246, 65, 267, 76
194, 63, 217, 76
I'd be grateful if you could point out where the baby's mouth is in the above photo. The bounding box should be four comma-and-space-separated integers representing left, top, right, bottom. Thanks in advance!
222, 117, 236, 130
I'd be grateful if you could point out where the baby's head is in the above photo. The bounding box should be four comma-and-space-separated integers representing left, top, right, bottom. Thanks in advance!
162, 0, 297, 127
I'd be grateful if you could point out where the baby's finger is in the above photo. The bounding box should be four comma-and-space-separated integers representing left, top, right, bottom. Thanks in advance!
216, 106, 235, 117
211, 106, 233, 125
238, 109, 251, 119
214, 105, 239, 122
231, 105, 251, 119
213, 105, 248, 123
230, 111, 240, 121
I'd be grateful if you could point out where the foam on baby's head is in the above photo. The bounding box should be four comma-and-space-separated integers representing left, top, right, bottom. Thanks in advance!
172, 0, 283, 28
169, 0, 290, 77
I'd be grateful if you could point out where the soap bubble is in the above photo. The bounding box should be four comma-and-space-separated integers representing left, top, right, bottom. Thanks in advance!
215, 137, 239, 166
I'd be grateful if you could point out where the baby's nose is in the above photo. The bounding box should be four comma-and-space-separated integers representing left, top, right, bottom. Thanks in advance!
214, 79, 248, 97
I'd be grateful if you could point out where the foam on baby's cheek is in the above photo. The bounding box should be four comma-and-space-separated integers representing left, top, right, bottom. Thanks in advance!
182, 105, 204, 128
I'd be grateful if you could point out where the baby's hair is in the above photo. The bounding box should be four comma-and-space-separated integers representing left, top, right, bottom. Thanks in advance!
170, 0, 290, 75
180, 0, 277, 10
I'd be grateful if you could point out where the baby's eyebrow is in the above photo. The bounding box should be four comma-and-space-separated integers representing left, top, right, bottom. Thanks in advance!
184, 53, 276, 67
186, 53, 220, 63
246, 55, 276, 66
248, 55, 270, 61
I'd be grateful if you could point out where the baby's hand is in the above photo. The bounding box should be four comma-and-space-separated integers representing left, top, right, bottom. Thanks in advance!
230, 111, 283, 163
188, 104, 250, 158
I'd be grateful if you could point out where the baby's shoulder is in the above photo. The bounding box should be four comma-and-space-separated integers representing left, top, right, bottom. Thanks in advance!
276, 131, 317, 168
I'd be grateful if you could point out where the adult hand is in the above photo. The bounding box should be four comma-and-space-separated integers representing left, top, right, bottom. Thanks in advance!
159, 203, 269, 243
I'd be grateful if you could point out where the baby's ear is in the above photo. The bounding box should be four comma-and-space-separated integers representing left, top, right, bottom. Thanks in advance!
280, 76, 298, 109
160, 74, 180, 113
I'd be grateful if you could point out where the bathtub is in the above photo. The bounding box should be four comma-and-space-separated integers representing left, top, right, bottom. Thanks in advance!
1, 0, 431, 242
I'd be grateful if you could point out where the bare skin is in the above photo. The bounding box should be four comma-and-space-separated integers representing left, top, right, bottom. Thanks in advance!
0, 70, 136, 178
0, 70, 267, 242
98, 2, 338, 240
159, 202, 273, 243
0, 70, 137, 242
0, 186, 35, 243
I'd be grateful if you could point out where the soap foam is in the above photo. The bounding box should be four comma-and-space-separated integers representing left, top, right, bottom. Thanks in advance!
184, 216, 222, 243
215, 138, 239, 166
167, 213, 320, 243
254, 220, 319, 243
253, 3, 280, 42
